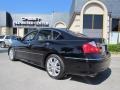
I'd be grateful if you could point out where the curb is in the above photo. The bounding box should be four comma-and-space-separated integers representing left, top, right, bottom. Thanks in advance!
111, 54, 120, 57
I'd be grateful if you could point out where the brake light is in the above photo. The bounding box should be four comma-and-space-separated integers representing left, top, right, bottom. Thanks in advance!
82, 42, 100, 54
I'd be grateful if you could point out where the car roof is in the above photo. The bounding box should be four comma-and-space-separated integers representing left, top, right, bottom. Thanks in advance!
37, 28, 74, 35
30, 28, 87, 40
37, 28, 67, 31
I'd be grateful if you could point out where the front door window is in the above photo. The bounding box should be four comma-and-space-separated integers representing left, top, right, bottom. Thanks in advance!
23, 31, 37, 41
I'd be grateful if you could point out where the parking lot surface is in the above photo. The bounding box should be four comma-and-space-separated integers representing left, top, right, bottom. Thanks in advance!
0, 48, 120, 90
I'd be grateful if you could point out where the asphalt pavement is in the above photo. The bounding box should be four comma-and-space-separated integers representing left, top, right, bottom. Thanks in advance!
0, 48, 120, 90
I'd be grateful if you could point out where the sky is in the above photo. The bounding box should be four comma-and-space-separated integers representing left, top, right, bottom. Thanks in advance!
0, 0, 72, 14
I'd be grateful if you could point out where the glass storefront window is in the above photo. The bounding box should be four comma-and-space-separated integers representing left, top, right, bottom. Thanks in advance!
13, 28, 17, 35
83, 14, 103, 29
24, 28, 29, 35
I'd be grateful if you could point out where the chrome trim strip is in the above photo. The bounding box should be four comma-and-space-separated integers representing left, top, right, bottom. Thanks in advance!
16, 50, 43, 55
64, 57, 106, 60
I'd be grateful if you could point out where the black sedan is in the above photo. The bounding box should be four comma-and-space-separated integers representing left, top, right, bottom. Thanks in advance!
8, 28, 111, 79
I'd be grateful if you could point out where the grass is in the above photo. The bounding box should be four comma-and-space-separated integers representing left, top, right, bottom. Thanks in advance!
108, 44, 120, 54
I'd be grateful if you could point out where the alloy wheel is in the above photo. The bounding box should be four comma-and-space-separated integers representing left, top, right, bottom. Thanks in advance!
9, 48, 14, 60
47, 56, 61, 77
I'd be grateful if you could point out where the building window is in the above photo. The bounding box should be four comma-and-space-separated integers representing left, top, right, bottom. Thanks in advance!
112, 18, 119, 32
94, 15, 103, 29
83, 15, 92, 29
13, 28, 17, 35
83, 14, 103, 29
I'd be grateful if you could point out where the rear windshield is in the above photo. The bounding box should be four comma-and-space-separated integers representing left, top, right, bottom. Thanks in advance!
0, 36, 4, 39
66, 30, 87, 37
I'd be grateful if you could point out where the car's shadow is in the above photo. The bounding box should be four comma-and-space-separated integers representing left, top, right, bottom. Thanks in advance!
68, 68, 111, 85
0, 48, 8, 53
19, 60, 111, 85
20, 60, 46, 71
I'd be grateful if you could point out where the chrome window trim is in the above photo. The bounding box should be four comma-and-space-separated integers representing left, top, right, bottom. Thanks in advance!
64, 57, 106, 61
37, 29, 62, 41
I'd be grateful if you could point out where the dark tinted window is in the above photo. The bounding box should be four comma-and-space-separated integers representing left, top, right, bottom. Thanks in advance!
5, 36, 11, 39
112, 19, 119, 32
83, 15, 92, 29
37, 30, 52, 41
13, 28, 17, 35
83, 14, 103, 29
53, 31, 60, 40
0, 36, 4, 39
24, 28, 29, 35
56, 35, 64, 40
24, 31, 37, 41
94, 15, 103, 29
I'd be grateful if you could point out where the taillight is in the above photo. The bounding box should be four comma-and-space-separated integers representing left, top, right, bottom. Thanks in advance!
82, 41, 100, 54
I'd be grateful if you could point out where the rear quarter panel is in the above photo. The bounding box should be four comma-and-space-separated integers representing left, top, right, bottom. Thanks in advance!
46, 40, 89, 59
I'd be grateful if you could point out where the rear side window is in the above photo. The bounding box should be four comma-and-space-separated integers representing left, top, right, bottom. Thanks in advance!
0, 36, 4, 39
56, 35, 64, 40
37, 30, 52, 41
53, 31, 60, 40
53, 31, 64, 40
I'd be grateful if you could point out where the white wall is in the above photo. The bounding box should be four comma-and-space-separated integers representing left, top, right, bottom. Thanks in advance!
83, 3, 104, 14
55, 22, 66, 28
69, 15, 81, 33
110, 32, 120, 44
17, 28, 24, 37
0, 27, 13, 35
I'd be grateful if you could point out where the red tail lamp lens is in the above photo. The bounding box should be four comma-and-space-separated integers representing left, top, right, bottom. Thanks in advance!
83, 43, 100, 54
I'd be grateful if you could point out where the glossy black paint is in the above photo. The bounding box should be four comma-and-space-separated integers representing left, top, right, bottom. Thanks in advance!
9, 28, 111, 76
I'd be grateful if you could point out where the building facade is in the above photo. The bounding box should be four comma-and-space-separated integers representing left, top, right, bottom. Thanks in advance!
0, 0, 120, 44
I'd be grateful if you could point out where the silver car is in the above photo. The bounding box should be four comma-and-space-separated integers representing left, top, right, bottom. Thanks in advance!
0, 35, 19, 48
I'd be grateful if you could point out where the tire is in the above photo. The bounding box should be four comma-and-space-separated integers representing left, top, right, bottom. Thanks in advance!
46, 54, 65, 80
8, 48, 16, 61
0, 42, 6, 48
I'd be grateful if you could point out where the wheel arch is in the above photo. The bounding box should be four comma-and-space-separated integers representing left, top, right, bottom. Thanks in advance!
8, 47, 12, 55
42, 52, 62, 68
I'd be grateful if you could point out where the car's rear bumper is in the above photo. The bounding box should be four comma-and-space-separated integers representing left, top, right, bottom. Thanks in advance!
64, 53, 111, 76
